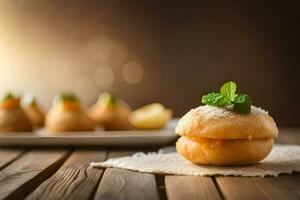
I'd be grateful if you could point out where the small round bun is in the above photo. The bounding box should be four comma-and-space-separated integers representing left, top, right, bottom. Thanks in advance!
176, 136, 273, 165
89, 100, 132, 131
0, 108, 32, 133
46, 105, 94, 133
176, 105, 278, 139
25, 105, 45, 127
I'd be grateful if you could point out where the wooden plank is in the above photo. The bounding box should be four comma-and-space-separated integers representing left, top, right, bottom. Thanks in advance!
217, 128, 300, 200
0, 148, 25, 170
217, 177, 286, 200
266, 173, 300, 200
95, 168, 159, 200
155, 175, 167, 200
165, 176, 222, 200
95, 150, 159, 200
106, 150, 136, 158
277, 128, 300, 144
0, 150, 70, 200
26, 150, 107, 200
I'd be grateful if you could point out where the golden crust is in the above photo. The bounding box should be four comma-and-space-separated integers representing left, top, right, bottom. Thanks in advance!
176, 105, 278, 139
25, 105, 45, 127
45, 105, 94, 132
176, 136, 273, 165
89, 100, 132, 131
0, 108, 32, 132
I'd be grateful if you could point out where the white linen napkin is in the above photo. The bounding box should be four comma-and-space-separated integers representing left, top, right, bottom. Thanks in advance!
91, 144, 300, 177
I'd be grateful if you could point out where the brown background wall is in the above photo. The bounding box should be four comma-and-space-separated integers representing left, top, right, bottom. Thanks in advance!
0, 0, 299, 125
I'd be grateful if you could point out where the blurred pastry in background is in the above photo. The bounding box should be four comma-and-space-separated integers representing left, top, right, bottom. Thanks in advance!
129, 103, 172, 130
22, 94, 45, 127
45, 93, 94, 132
0, 92, 32, 132
89, 92, 132, 131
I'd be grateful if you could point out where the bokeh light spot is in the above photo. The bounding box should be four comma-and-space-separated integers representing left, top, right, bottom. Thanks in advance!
93, 64, 114, 89
87, 35, 113, 62
122, 61, 144, 84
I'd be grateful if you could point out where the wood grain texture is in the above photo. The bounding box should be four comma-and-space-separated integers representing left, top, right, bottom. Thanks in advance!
0, 148, 25, 170
155, 175, 167, 200
95, 150, 159, 200
217, 128, 300, 200
106, 150, 136, 158
265, 173, 300, 200
217, 177, 286, 200
0, 149, 70, 200
95, 168, 159, 200
277, 128, 300, 144
165, 176, 221, 200
26, 150, 107, 200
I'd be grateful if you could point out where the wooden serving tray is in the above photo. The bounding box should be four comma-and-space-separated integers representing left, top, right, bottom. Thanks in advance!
0, 120, 178, 146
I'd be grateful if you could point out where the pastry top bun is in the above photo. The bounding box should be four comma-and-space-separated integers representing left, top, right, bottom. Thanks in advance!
45, 93, 94, 132
0, 107, 32, 132
46, 104, 94, 132
89, 92, 132, 131
176, 105, 278, 139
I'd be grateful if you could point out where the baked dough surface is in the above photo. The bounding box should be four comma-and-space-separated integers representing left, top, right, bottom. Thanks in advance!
176, 105, 278, 139
46, 105, 94, 132
176, 136, 274, 165
0, 108, 32, 132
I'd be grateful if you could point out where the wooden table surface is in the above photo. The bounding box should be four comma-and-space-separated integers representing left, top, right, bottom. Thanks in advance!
0, 128, 299, 200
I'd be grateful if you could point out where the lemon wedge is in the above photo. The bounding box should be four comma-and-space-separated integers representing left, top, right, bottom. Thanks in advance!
129, 103, 172, 130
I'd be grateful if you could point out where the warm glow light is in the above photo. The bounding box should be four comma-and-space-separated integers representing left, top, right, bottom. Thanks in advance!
93, 64, 114, 88
0, 1, 139, 107
109, 42, 128, 66
122, 61, 144, 84
86, 35, 113, 62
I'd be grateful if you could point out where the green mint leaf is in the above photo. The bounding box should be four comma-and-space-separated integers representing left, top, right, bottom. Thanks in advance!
99, 92, 117, 109
22, 94, 37, 106
201, 81, 252, 115
233, 94, 251, 114
1, 92, 19, 103
54, 92, 79, 104
201, 92, 231, 107
106, 95, 117, 109
220, 81, 237, 101
1, 93, 14, 102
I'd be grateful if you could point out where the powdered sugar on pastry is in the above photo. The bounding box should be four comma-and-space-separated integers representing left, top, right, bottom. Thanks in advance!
251, 106, 268, 114
196, 105, 232, 119
175, 104, 277, 139
192, 105, 268, 119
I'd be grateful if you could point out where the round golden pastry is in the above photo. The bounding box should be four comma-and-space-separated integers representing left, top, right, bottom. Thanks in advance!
22, 95, 45, 127
89, 93, 132, 131
176, 105, 278, 140
176, 136, 273, 165
0, 93, 32, 133
175, 105, 278, 165
45, 93, 94, 133
25, 105, 45, 127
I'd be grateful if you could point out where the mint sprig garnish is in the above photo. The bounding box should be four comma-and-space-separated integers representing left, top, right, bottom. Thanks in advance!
201, 93, 231, 107
22, 94, 37, 106
99, 92, 117, 109
53, 92, 79, 105
1, 92, 19, 103
220, 81, 237, 101
201, 81, 252, 114
233, 94, 251, 114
